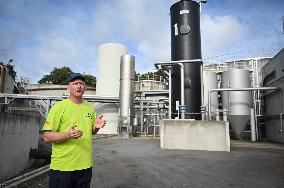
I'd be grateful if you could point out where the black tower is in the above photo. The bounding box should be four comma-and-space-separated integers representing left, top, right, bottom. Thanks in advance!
170, 0, 202, 119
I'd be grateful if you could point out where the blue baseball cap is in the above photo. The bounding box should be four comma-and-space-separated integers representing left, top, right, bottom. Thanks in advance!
68, 72, 85, 82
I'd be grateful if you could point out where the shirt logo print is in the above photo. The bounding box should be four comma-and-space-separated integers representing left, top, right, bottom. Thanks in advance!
86, 113, 93, 119
44, 120, 51, 126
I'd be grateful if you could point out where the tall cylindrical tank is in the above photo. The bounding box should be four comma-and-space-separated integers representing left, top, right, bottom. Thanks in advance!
96, 43, 128, 97
118, 55, 135, 137
221, 69, 252, 138
170, 0, 202, 119
96, 43, 128, 134
203, 71, 218, 115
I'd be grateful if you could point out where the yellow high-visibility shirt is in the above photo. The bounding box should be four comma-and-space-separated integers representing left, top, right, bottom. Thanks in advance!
42, 99, 96, 171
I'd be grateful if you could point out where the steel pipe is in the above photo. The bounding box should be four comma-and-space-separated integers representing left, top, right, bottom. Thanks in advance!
168, 68, 172, 119
178, 63, 185, 119
155, 59, 202, 119
208, 87, 283, 133
250, 108, 256, 141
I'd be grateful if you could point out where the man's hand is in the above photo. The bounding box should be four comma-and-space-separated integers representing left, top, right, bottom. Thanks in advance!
95, 115, 106, 129
68, 125, 83, 139
43, 125, 83, 143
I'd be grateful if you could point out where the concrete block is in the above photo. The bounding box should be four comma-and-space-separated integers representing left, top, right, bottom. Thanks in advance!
0, 113, 40, 182
160, 120, 230, 152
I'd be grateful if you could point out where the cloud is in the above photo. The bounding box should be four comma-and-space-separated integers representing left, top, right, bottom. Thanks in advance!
0, 0, 100, 82
89, 0, 172, 72
201, 14, 248, 61
0, 0, 175, 83
0, 0, 283, 83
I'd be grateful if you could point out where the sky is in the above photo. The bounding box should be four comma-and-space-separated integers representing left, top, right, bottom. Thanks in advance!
0, 0, 283, 83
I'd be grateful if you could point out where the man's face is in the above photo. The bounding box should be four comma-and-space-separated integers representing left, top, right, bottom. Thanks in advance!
67, 79, 86, 98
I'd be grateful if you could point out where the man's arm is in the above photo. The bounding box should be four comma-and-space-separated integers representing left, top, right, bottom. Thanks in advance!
92, 128, 100, 135
43, 125, 83, 143
92, 115, 106, 135
43, 131, 70, 143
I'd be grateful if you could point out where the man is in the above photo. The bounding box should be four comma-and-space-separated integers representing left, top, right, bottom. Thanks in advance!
42, 72, 106, 188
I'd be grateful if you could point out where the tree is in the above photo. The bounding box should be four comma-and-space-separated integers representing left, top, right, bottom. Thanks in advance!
84, 74, 96, 88
38, 67, 72, 85
18, 76, 29, 86
38, 66, 96, 87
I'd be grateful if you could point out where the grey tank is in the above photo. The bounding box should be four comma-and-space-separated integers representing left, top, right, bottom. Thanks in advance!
203, 71, 218, 114
221, 69, 252, 138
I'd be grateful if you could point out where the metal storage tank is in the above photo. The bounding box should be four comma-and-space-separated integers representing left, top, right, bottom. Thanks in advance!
221, 69, 252, 138
134, 81, 140, 91
96, 43, 128, 96
203, 71, 218, 116
138, 80, 168, 91
221, 71, 230, 112
118, 55, 135, 137
96, 43, 128, 134
170, 0, 202, 119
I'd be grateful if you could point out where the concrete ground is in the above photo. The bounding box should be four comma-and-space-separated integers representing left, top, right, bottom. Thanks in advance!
27, 137, 284, 188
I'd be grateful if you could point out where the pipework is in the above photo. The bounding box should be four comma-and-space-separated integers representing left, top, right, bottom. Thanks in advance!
208, 87, 283, 133
155, 59, 202, 119
280, 113, 284, 133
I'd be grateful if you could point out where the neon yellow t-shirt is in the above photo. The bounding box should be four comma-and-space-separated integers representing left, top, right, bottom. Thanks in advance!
42, 99, 96, 171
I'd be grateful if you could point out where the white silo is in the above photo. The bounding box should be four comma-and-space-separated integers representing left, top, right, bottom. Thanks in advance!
203, 71, 218, 117
221, 69, 252, 138
96, 43, 128, 134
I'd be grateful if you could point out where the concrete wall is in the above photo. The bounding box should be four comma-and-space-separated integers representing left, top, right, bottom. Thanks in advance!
134, 80, 168, 91
25, 84, 96, 119
0, 113, 40, 182
160, 120, 230, 152
26, 84, 96, 96
0, 65, 14, 94
4, 72, 14, 94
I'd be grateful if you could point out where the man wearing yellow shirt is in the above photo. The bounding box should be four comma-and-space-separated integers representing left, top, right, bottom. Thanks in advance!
42, 72, 106, 188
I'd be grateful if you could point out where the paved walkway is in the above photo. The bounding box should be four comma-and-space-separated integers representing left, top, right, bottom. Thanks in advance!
27, 137, 284, 188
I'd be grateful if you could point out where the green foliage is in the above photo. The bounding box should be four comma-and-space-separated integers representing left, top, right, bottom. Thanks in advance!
38, 67, 72, 85
38, 66, 96, 87
84, 74, 96, 88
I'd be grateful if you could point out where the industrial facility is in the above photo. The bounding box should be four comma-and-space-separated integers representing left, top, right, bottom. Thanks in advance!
0, 0, 283, 187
